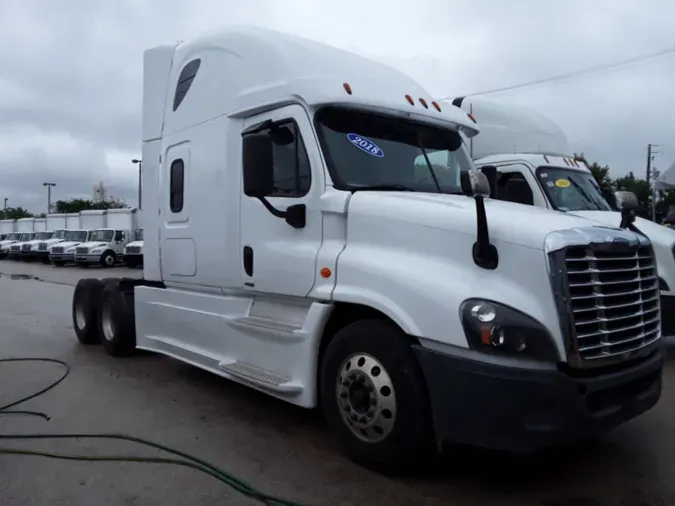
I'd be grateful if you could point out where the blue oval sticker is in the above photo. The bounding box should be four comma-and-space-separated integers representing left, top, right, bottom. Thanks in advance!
347, 133, 384, 158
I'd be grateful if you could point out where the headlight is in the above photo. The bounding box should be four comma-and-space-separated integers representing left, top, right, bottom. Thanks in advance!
92, 248, 104, 253
459, 299, 559, 362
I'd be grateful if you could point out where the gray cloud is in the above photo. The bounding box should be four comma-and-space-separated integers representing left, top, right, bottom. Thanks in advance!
1, 0, 674, 212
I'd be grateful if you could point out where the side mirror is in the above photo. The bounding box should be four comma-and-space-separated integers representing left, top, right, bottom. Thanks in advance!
469, 170, 491, 198
243, 134, 274, 197
479, 165, 497, 198
614, 190, 638, 211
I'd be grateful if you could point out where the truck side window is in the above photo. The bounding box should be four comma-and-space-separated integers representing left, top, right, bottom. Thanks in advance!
114, 231, 124, 242
496, 173, 534, 206
259, 121, 311, 197
173, 59, 201, 111
170, 159, 185, 212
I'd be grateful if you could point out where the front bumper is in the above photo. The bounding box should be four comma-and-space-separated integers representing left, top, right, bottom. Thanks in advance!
50, 253, 74, 262
35, 251, 50, 261
21, 250, 38, 260
413, 344, 664, 453
8, 249, 22, 259
660, 294, 675, 336
123, 253, 143, 265
74, 254, 101, 264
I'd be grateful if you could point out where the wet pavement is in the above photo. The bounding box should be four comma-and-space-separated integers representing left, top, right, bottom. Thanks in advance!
0, 261, 675, 505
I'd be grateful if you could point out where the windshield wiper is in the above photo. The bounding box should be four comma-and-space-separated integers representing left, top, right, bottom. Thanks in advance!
416, 134, 442, 193
565, 177, 597, 210
350, 184, 414, 192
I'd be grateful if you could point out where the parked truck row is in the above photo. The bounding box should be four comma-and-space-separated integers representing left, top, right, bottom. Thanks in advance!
69, 26, 664, 475
0, 209, 143, 268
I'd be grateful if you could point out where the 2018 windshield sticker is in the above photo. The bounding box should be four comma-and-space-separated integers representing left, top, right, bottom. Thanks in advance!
555, 178, 570, 188
347, 133, 384, 158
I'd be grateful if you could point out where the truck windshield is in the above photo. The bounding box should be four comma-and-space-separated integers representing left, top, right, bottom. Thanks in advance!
53, 230, 66, 239
19, 233, 35, 241
65, 230, 88, 242
316, 106, 473, 193
6, 233, 20, 240
36, 232, 53, 240
535, 166, 612, 211
90, 230, 114, 242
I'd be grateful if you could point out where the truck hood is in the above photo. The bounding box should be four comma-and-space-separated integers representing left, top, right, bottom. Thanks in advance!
569, 210, 675, 246
55, 241, 84, 250
348, 192, 621, 250
126, 240, 143, 248
43, 237, 65, 245
0, 240, 17, 247
76, 241, 108, 250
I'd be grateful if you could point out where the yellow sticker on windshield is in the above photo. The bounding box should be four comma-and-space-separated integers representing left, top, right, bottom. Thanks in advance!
555, 179, 570, 188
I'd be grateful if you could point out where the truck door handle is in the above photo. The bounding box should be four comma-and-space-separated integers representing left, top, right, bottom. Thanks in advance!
243, 246, 253, 277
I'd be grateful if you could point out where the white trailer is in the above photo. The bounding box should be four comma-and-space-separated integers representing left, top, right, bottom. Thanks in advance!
74, 208, 137, 267
0, 220, 15, 235
449, 95, 675, 337
70, 26, 663, 474
46, 213, 68, 231
65, 213, 80, 229
79, 210, 107, 229
16, 218, 35, 233
33, 218, 46, 232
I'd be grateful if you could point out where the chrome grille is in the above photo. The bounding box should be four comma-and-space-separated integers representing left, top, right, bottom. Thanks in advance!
76, 247, 88, 254
51, 247, 63, 254
38, 242, 48, 250
564, 244, 660, 362
126, 246, 141, 254
21, 243, 31, 252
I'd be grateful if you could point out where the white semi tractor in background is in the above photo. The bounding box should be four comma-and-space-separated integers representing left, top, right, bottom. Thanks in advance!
123, 228, 143, 268
70, 26, 663, 474
448, 96, 675, 337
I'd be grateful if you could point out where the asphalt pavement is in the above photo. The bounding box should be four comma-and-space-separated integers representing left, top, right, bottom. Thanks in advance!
1, 260, 675, 505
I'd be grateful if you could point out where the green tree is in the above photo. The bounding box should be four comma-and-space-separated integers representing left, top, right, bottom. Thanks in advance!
2, 207, 34, 220
574, 153, 612, 192
53, 198, 128, 213
613, 172, 652, 218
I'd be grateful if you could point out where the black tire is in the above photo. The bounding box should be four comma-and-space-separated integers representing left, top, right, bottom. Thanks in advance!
53, 261, 65, 267
125, 259, 138, 269
100, 251, 116, 268
320, 318, 433, 475
98, 282, 136, 356
40, 258, 50, 264
72, 278, 105, 344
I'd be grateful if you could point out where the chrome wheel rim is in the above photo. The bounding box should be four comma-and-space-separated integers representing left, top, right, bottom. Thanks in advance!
75, 301, 86, 330
336, 353, 396, 443
104, 254, 115, 266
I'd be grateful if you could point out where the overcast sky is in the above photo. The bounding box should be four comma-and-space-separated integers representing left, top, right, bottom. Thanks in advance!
2, 0, 674, 213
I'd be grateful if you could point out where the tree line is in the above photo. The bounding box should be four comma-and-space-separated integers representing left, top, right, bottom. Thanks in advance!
576, 154, 673, 221
2, 198, 128, 220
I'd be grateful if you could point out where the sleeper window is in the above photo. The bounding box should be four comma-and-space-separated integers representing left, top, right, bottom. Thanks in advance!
170, 159, 184, 212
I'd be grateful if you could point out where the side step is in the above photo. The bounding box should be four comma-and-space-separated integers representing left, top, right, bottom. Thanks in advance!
218, 361, 303, 395
229, 316, 305, 342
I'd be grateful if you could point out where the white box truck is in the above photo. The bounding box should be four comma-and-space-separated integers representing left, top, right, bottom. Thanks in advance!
65, 213, 80, 229
74, 208, 137, 267
449, 96, 675, 337
123, 228, 143, 268
49, 229, 93, 266
34, 214, 70, 263
70, 26, 664, 474
7, 218, 37, 260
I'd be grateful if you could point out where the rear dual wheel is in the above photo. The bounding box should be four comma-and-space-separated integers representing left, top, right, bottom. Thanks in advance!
72, 278, 136, 356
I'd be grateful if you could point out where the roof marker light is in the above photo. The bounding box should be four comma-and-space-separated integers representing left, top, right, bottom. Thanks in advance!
405, 94, 415, 106
418, 98, 429, 109
431, 101, 441, 112
467, 113, 477, 123
343, 82, 352, 95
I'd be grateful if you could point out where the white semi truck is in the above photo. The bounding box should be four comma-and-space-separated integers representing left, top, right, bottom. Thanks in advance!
448, 96, 675, 337
73, 208, 138, 267
71, 26, 663, 474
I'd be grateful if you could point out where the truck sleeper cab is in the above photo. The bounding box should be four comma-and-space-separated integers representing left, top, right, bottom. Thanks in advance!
74, 228, 132, 268
50, 229, 92, 266
450, 95, 675, 337
71, 26, 664, 474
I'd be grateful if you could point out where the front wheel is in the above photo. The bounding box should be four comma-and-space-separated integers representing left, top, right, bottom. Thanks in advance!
100, 251, 116, 268
320, 319, 433, 475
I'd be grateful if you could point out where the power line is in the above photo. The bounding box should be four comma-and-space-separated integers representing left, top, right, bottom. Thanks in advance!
438, 43, 675, 99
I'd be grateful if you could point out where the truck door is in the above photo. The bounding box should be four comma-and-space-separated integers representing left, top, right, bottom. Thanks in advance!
488, 163, 549, 208
239, 104, 324, 297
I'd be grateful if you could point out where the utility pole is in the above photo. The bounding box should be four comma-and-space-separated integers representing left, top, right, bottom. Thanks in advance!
3, 198, 7, 219
132, 159, 142, 209
646, 144, 660, 221
42, 182, 56, 214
